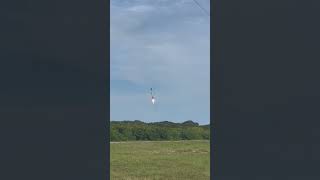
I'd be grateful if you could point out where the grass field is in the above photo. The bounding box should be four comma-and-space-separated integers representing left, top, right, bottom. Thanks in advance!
110, 140, 210, 180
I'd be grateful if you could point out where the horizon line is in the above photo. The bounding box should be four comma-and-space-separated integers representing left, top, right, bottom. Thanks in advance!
110, 119, 210, 125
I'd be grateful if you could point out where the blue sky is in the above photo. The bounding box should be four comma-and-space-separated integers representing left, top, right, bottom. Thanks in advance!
110, 0, 210, 125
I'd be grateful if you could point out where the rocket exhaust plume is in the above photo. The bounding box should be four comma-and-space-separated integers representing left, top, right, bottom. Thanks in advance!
150, 88, 156, 105
152, 98, 155, 105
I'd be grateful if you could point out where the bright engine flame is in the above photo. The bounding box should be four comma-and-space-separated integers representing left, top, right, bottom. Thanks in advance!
151, 98, 155, 105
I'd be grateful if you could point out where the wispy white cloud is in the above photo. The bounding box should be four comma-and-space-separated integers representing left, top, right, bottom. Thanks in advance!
127, 5, 155, 12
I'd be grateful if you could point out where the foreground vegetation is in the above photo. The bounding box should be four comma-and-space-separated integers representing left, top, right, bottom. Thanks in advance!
110, 120, 210, 141
110, 140, 210, 180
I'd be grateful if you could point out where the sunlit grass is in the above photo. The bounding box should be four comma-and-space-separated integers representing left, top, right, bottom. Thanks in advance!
110, 140, 210, 180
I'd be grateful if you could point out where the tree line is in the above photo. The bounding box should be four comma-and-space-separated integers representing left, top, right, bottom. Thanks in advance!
110, 120, 210, 141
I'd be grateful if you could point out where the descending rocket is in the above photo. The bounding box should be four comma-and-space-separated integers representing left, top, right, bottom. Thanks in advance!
150, 88, 156, 105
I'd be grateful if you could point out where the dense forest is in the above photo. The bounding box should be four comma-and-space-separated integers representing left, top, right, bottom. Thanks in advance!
110, 120, 210, 141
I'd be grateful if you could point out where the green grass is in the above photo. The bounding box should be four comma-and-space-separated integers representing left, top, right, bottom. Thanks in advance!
110, 140, 210, 180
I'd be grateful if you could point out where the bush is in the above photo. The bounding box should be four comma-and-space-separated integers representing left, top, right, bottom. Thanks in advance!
110, 120, 210, 141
